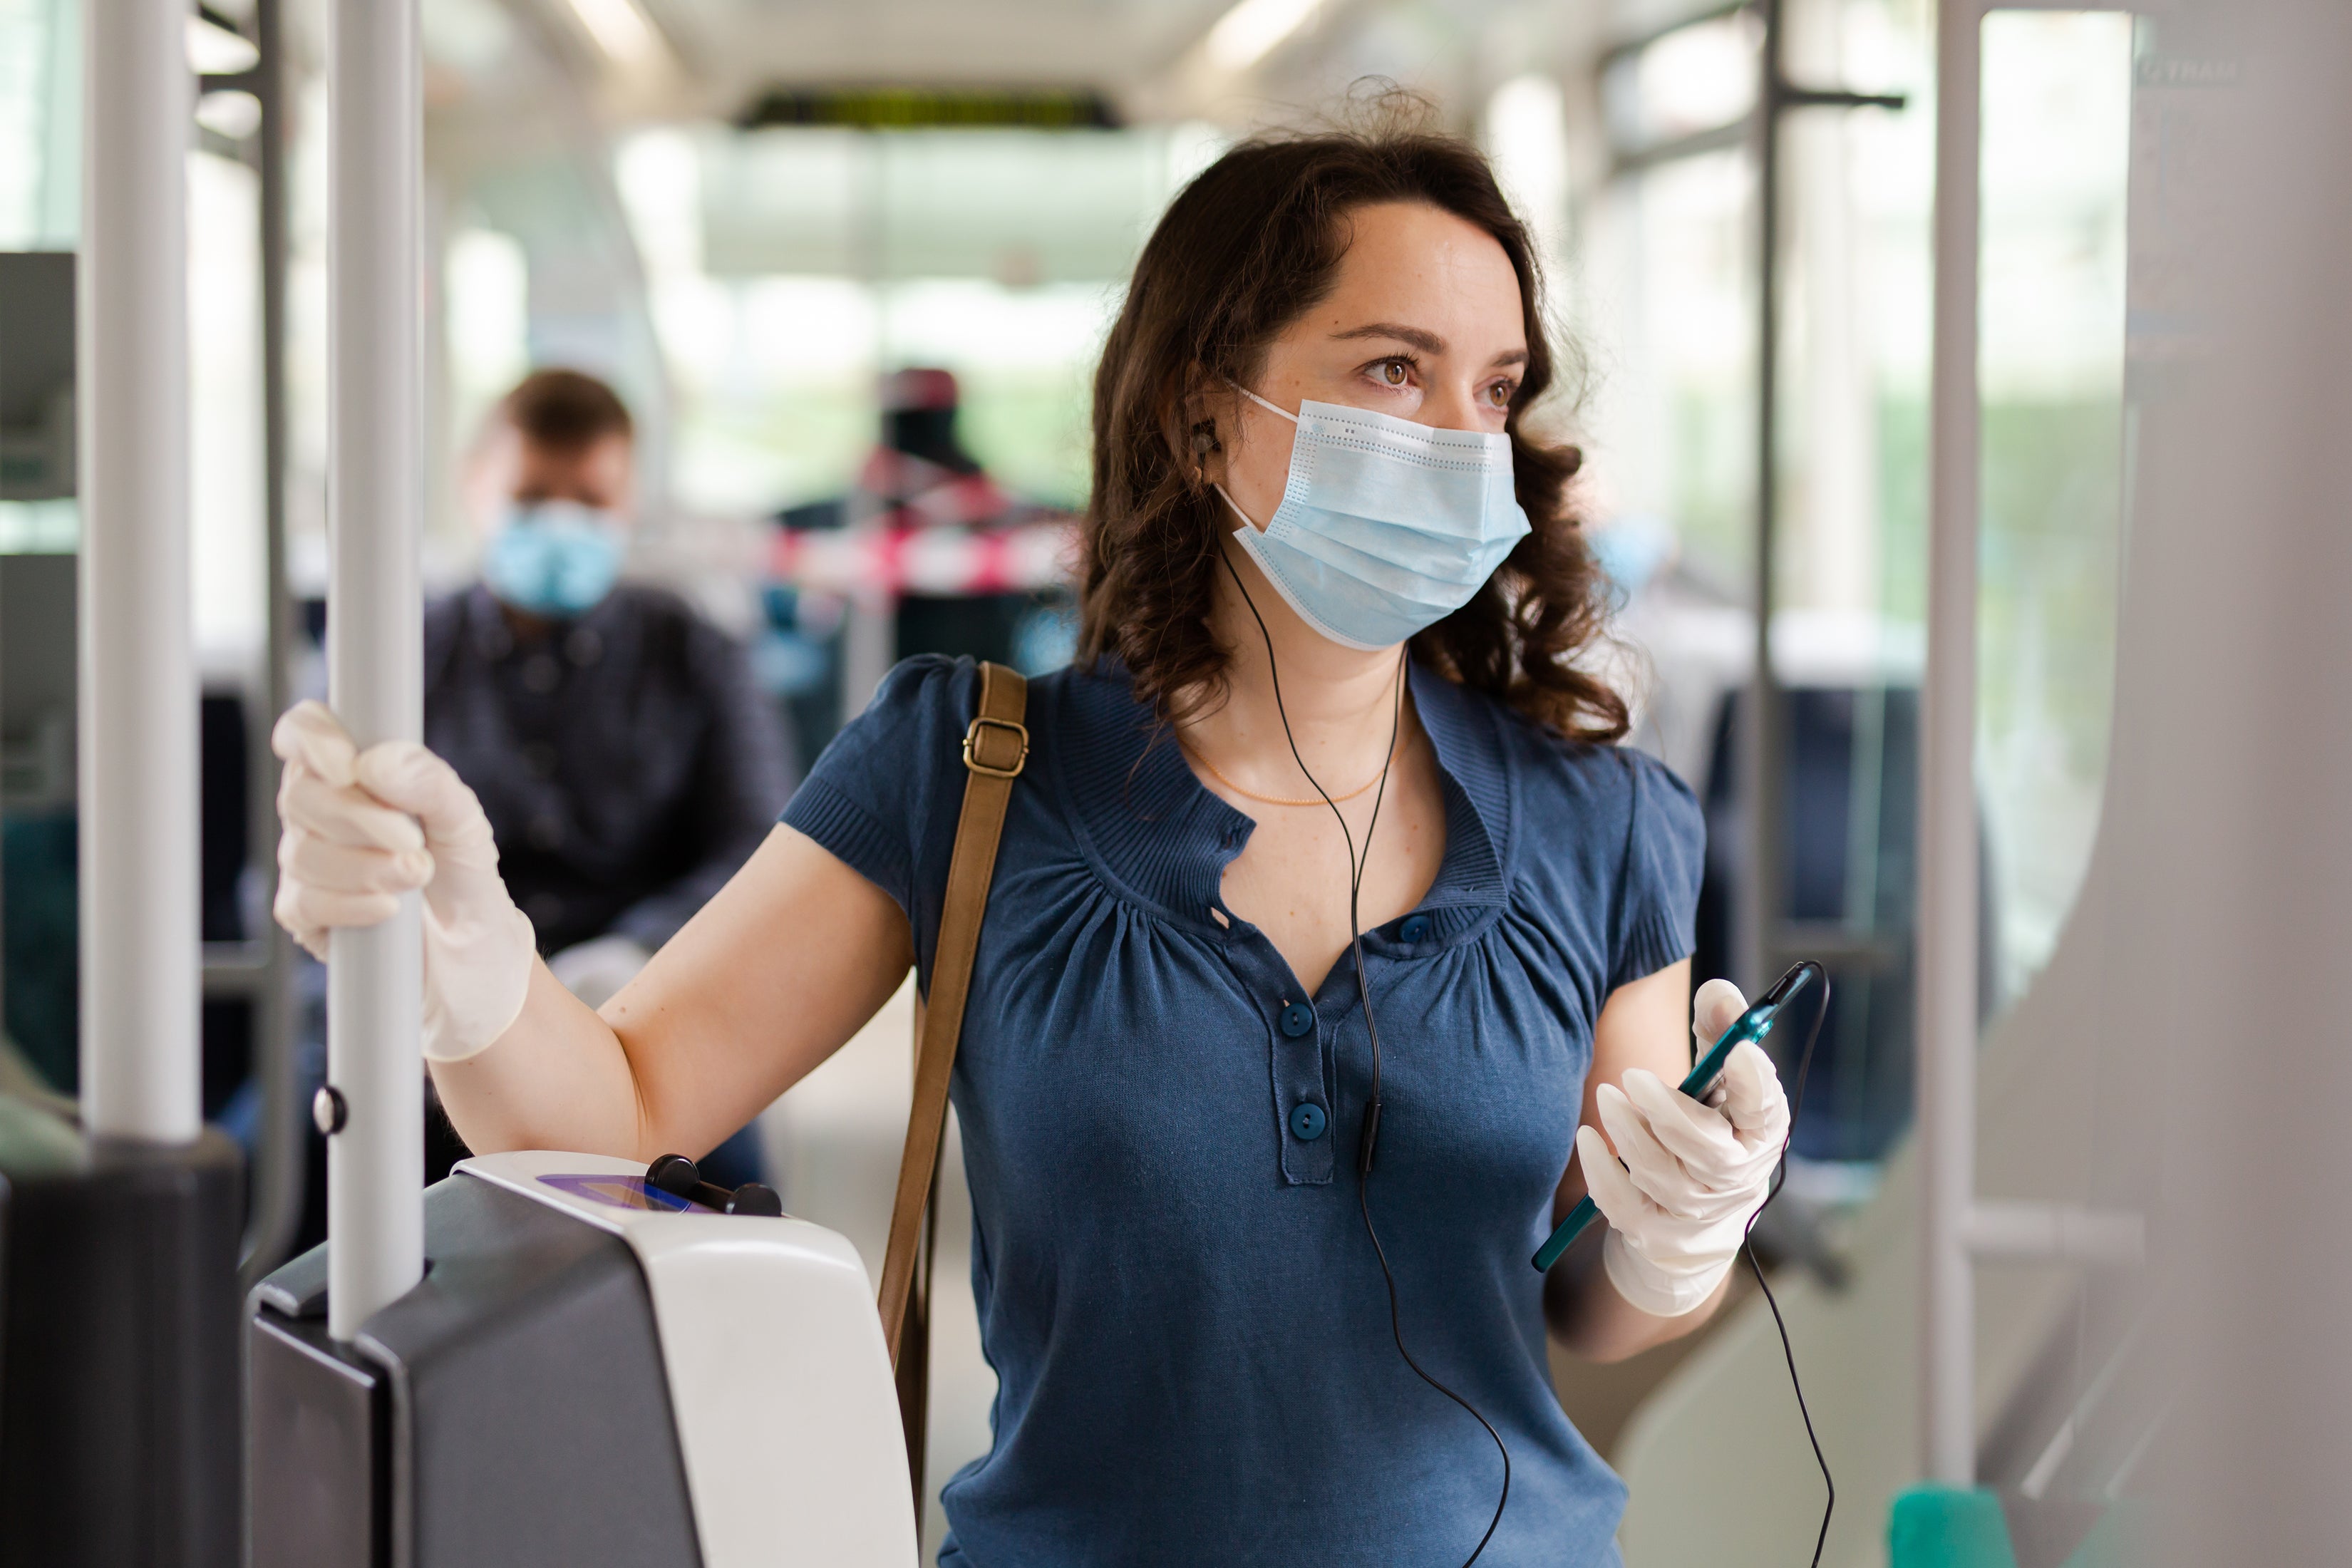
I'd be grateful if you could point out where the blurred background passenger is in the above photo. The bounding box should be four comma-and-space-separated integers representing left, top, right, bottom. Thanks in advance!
425, 368, 795, 1185
770, 366, 1079, 748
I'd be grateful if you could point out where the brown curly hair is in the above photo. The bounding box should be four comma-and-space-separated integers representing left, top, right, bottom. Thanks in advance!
1076, 123, 1628, 743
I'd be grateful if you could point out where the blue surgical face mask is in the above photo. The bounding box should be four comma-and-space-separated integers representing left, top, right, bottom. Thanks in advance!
483, 500, 624, 617
1215, 385, 1532, 651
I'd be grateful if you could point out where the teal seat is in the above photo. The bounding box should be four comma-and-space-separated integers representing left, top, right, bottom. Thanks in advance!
1888, 1486, 2019, 1568
1889, 1485, 2140, 1568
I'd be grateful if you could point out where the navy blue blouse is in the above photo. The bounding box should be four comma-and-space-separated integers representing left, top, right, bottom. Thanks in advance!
783, 656, 1703, 1567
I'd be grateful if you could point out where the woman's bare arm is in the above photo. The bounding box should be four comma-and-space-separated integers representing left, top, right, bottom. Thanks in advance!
1543, 959, 1734, 1361
429, 824, 912, 1163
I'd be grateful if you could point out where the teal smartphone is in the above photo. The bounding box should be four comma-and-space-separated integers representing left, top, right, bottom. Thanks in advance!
1531, 963, 1817, 1273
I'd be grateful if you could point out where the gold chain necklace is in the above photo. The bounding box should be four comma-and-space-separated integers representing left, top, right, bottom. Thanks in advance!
1185, 733, 1403, 808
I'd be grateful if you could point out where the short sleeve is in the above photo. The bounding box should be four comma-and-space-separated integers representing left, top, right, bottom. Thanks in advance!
779, 654, 978, 979
1608, 748, 1706, 992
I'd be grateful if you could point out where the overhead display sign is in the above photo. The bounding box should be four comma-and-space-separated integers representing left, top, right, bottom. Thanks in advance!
739, 86, 1120, 132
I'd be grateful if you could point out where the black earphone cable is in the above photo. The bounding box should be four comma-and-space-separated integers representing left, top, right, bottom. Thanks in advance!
1222, 548, 1510, 1567
1740, 964, 1836, 1567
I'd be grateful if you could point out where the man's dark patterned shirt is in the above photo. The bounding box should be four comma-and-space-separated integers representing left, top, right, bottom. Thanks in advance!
423, 584, 795, 955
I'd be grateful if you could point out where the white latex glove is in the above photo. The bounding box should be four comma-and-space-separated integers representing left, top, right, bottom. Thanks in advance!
1574, 977, 1793, 1317
546, 934, 650, 1011
272, 701, 538, 1062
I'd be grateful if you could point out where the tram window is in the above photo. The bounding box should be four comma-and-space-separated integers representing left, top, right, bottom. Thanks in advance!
1573, 0, 2132, 1178
191, 148, 267, 669
1976, 11, 2132, 1004
1601, 10, 1760, 161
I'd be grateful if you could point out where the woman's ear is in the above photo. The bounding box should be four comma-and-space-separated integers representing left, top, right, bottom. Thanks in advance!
1179, 367, 1235, 488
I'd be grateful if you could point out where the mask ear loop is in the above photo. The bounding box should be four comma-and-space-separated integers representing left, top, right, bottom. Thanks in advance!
1200, 373, 1324, 525
1198, 380, 1291, 522
1217, 544, 1511, 1567
1229, 380, 1301, 425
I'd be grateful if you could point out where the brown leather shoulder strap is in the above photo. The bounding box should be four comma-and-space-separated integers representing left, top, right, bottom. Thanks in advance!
879, 662, 1026, 1497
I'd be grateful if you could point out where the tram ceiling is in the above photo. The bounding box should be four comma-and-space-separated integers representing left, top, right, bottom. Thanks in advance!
503, 0, 1244, 119
461, 0, 1568, 128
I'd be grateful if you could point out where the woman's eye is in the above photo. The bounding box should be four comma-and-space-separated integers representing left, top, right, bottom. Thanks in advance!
1486, 381, 1517, 407
1379, 359, 1409, 387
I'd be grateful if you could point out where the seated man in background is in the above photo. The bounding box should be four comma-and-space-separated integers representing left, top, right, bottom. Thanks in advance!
428, 368, 795, 1184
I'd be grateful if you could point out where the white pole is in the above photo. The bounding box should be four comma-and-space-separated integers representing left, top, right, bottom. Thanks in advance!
1919, 0, 1982, 1488
326, 0, 426, 1341
78, 0, 197, 1144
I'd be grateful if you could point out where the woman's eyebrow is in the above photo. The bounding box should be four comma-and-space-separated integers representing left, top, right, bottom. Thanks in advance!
1331, 322, 1446, 354
1331, 324, 1530, 370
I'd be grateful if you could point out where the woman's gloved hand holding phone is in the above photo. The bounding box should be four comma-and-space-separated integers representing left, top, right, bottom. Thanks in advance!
1574, 978, 1792, 1318
272, 701, 537, 1063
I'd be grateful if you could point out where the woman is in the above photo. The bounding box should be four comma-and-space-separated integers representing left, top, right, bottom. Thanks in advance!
274, 125, 1790, 1567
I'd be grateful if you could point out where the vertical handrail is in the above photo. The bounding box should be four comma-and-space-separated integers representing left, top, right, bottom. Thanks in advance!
78, 0, 198, 1144
1919, 0, 1983, 1488
238, 0, 306, 1291
1738, 2, 1908, 999
1738, 0, 1790, 999
325, 0, 426, 1342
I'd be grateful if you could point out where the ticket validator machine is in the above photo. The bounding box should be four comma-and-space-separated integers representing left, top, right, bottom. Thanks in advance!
243, 3, 917, 1562
248, 1150, 917, 1567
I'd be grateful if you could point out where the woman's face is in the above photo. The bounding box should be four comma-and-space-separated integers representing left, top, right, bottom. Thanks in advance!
1206, 200, 1528, 531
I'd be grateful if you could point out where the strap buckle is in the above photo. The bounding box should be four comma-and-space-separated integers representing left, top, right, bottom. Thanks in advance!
961, 715, 1029, 779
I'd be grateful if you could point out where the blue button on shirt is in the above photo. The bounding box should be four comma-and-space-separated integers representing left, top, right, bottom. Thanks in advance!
783, 656, 1703, 1568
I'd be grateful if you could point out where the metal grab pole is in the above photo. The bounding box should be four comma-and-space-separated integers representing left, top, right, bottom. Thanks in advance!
239, 0, 306, 1292
1919, 0, 1983, 1488
325, 0, 426, 1342
1738, 0, 1907, 998
1738, 0, 1790, 1001
78, 0, 198, 1144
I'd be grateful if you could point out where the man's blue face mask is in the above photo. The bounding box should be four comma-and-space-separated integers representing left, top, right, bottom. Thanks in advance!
483, 500, 624, 617
1215, 384, 1532, 651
